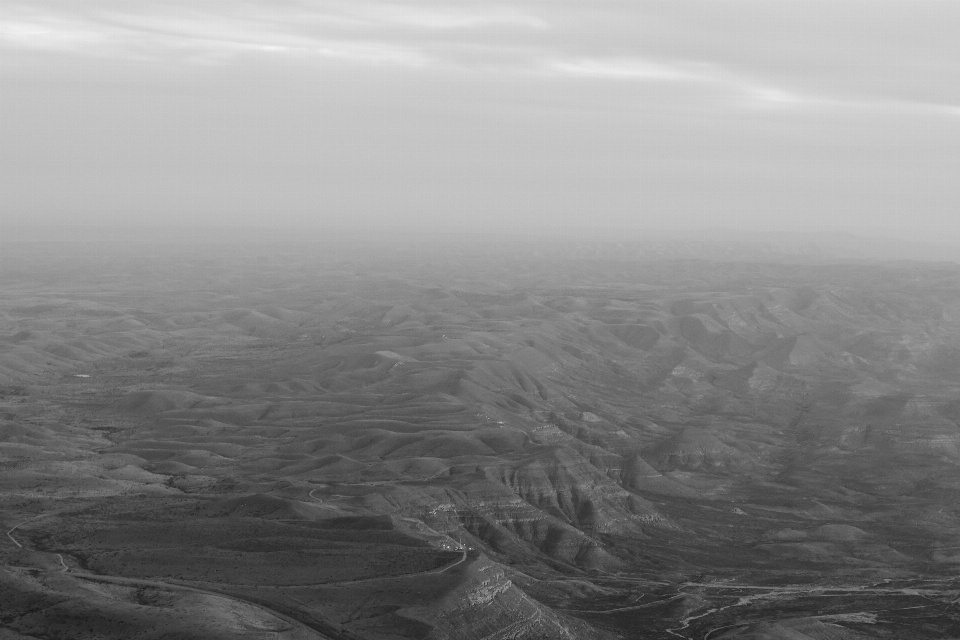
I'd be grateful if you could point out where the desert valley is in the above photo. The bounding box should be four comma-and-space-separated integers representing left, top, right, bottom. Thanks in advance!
4, 235, 960, 639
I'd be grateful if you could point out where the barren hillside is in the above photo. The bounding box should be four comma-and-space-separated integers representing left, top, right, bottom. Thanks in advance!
3, 239, 960, 638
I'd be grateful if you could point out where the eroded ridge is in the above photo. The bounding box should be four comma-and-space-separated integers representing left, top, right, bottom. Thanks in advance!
4, 240, 960, 638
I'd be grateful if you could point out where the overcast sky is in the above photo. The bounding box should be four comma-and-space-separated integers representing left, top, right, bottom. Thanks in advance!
2, 1, 959, 240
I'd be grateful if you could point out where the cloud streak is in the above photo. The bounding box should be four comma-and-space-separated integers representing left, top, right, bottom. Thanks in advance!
4, 1, 960, 239
0, 1, 551, 70
339, 3, 550, 30
0, 4, 435, 67
2, 0, 959, 120
543, 57, 715, 82
0, 2, 818, 115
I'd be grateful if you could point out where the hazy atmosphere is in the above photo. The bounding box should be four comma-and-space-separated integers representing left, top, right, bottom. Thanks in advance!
2, 0, 960, 240
9, 5, 960, 639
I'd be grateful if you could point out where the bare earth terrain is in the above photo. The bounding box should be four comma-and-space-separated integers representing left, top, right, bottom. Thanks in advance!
4, 237, 960, 639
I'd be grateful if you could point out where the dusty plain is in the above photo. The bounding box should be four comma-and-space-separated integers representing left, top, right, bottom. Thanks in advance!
4, 237, 960, 639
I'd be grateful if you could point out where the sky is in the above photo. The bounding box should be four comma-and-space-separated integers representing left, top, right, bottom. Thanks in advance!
2, 1, 960, 240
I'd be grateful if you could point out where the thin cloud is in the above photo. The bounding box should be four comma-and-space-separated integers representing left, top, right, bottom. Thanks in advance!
340, 3, 550, 30
0, 11, 115, 54
742, 86, 805, 107
545, 55, 812, 114
0, 5, 432, 67
2, 0, 956, 124
820, 96, 960, 121
544, 55, 960, 122
544, 57, 716, 82
0, 1, 549, 69
739, 86, 960, 120
730, 84, 960, 120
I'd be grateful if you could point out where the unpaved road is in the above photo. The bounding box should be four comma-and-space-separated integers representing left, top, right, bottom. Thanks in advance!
5, 516, 43, 548
665, 580, 953, 639
66, 571, 342, 640
6, 506, 466, 639
5, 514, 352, 640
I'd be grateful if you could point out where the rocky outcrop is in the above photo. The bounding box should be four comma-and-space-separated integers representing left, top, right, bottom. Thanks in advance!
398, 554, 612, 640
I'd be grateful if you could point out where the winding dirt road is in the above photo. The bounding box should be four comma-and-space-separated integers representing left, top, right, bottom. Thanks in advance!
5, 505, 468, 640
5, 515, 42, 548
664, 580, 952, 639
69, 571, 339, 639
4, 514, 353, 640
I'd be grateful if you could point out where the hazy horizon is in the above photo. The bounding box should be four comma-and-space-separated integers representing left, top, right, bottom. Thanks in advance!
2, 1, 959, 242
